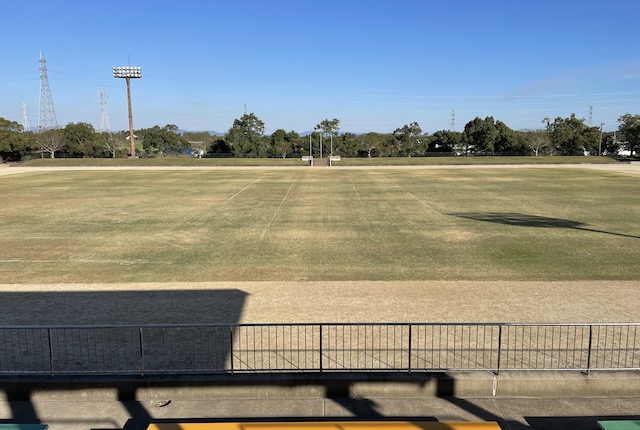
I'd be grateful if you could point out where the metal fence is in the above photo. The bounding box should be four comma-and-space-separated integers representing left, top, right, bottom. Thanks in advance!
1, 323, 639, 376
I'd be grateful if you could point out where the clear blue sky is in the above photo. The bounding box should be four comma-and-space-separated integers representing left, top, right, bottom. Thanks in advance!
2, 0, 639, 134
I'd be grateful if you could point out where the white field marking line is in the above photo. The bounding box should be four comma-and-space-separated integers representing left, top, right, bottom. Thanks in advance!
151, 235, 191, 250
182, 174, 267, 228
225, 174, 266, 204
0, 259, 169, 265
190, 174, 268, 225
379, 174, 459, 227
260, 178, 297, 241
349, 175, 375, 239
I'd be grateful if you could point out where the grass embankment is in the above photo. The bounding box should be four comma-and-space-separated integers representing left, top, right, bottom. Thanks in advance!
338, 156, 618, 166
0, 167, 638, 284
20, 155, 619, 167
21, 157, 306, 167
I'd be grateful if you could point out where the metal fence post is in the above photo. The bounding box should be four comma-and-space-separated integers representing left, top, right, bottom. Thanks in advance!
586, 324, 593, 375
139, 327, 145, 376
229, 326, 234, 374
319, 325, 323, 372
48, 328, 54, 377
408, 325, 412, 373
496, 325, 503, 375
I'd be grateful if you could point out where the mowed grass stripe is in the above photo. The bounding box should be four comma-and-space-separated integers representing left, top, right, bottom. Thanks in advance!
0, 168, 638, 283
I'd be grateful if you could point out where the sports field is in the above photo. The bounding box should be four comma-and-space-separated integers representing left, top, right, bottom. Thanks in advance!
1, 165, 638, 283
0, 164, 639, 324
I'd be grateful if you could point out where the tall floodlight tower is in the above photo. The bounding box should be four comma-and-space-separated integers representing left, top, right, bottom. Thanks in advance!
450, 110, 456, 132
22, 103, 30, 132
112, 65, 142, 157
99, 88, 111, 133
38, 51, 58, 131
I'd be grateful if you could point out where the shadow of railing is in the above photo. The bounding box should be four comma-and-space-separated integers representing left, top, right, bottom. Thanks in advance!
0, 288, 248, 428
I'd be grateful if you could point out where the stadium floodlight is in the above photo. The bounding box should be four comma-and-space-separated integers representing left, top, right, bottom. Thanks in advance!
112, 65, 142, 157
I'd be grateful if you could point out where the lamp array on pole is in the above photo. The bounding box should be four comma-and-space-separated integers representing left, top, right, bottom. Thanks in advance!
112, 66, 142, 157
112, 66, 142, 78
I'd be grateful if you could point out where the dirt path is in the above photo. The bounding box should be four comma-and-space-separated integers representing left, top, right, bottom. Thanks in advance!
1, 163, 640, 176
1, 280, 638, 325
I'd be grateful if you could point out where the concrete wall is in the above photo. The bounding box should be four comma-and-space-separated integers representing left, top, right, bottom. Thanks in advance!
2, 371, 640, 402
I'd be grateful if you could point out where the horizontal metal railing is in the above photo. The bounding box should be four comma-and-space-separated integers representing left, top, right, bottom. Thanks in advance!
0, 323, 638, 376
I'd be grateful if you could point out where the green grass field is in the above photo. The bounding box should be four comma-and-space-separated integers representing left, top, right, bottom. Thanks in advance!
0, 167, 638, 283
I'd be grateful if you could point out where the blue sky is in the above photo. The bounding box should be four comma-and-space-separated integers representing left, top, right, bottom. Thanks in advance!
1, 0, 639, 134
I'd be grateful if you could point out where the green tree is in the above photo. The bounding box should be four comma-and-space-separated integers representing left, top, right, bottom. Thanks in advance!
582, 126, 602, 155
377, 133, 401, 157
0, 118, 31, 161
357, 132, 385, 158
336, 132, 358, 157
494, 120, 521, 154
100, 132, 126, 158
549, 114, 591, 155
140, 124, 185, 155
429, 130, 461, 153
462, 117, 498, 154
393, 122, 423, 156
271, 129, 294, 158
600, 131, 620, 155
226, 113, 267, 158
617, 114, 640, 157
315, 118, 340, 157
63, 122, 101, 157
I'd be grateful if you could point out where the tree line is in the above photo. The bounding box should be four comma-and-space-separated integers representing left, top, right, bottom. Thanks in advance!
1, 113, 639, 162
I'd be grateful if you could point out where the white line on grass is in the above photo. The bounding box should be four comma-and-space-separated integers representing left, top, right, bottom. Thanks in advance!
348, 175, 375, 240
226, 175, 266, 203
380, 174, 459, 227
0, 259, 169, 265
260, 178, 297, 241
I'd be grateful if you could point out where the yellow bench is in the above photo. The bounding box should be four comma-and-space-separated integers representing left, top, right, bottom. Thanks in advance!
147, 422, 502, 430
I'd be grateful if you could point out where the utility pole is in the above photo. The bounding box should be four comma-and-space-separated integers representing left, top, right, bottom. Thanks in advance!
599, 123, 604, 156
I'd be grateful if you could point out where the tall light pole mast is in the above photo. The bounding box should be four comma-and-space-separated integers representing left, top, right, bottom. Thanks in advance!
112, 65, 142, 157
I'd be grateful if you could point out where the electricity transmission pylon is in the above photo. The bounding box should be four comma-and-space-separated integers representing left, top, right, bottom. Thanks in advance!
38, 50, 58, 131
22, 103, 30, 132
99, 88, 111, 133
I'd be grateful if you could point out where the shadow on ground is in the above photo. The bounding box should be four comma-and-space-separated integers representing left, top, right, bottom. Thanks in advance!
448, 212, 640, 240
0, 288, 248, 428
